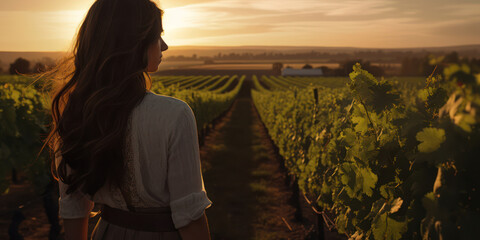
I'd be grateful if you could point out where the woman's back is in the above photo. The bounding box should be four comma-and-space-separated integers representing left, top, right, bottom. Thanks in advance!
57, 91, 213, 238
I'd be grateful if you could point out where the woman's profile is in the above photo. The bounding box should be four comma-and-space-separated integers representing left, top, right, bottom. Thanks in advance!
39, 0, 213, 239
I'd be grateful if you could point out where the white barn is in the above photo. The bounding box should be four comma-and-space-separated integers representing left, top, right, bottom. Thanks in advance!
281, 68, 323, 76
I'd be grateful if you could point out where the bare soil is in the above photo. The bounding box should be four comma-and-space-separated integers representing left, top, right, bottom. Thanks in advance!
199, 80, 311, 240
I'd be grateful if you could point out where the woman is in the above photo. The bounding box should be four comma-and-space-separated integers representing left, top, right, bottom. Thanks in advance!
39, 0, 213, 239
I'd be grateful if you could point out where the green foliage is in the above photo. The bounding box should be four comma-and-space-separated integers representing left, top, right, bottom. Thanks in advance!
416, 128, 445, 153
372, 212, 407, 240
348, 63, 400, 113
252, 63, 480, 239
0, 82, 50, 194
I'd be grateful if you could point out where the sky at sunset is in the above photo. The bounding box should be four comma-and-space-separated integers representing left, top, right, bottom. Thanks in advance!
0, 0, 479, 51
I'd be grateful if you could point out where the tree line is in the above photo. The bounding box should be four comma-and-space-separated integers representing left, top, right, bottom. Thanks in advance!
400, 51, 480, 76
0, 57, 55, 75
272, 51, 480, 77
4, 51, 479, 77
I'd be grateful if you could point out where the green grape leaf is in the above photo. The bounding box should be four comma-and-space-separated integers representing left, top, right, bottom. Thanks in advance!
417, 88, 430, 102
352, 116, 369, 133
372, 213, 407, 240
369, 82, 400, 113
340, 163, 378, 197
358, 166, 378, 197
416, 128, 446, 153
443, 64, 468, 80
342, 128, 357, 146
446, 65, 476, 86
379, 185, 389, 199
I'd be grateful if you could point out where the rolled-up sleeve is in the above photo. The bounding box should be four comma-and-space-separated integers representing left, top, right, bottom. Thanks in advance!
167, 102, 213, 229
55, 144, 94, 219
58, 180, 94, 219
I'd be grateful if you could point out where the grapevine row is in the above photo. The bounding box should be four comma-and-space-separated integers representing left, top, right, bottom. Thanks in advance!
252, 64, 479, 239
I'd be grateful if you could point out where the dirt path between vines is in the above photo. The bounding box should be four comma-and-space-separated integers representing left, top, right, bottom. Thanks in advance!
199, 79, 311, 240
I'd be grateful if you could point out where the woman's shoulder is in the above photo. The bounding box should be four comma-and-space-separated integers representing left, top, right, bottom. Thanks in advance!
136, 91, 192, 126
131, 92, 192, 140
142, 91, 190, 113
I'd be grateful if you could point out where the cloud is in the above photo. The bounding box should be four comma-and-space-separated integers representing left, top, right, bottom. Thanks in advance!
167, 24, 276, 42
160, 0, 480, 47
438, 3, 480, 18
159, 0, 218, 9
0, 0, 93, 11
1, 0, 480, 50
429, 18, 480, 44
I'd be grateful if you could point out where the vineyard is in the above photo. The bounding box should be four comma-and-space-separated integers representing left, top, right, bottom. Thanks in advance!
252, 64, 480, 239
1, 65, 479, 239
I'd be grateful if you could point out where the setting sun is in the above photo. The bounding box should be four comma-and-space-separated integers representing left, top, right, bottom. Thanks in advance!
47, 10, 87, 42
162, 6, 202, 46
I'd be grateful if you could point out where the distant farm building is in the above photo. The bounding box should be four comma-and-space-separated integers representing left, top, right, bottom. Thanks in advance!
281, 68, 323, 76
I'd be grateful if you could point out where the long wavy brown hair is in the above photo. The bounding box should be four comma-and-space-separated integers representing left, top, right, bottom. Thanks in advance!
36, 0, 164, 196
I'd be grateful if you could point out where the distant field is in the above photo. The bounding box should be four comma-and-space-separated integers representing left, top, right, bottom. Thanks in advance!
157, 59, 341, 71
156, 60, 204, 71
188, 63, 340, 70
157, 59, 401, 72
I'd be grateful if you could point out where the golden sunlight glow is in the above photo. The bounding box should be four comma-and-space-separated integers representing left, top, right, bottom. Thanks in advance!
48, 10, 88, 40
162, 7, 205, 46
0, 0, 479, 51
163, 7, 201, 31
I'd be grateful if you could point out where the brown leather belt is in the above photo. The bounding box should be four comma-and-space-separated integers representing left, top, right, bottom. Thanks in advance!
100, 205, 177, 232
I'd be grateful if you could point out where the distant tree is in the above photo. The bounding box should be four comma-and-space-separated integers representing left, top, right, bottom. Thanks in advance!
470, 58, 480, 74
365, 65, 385, 77
33, 62, 47, 73
272, 62, 283, 75
339, 59, 363, 75
444, 51, 459, 63
338, 59, 385, 77
9, 57, 31, 75
41, 57, 56, 69
0, 67, 3, 74
302, 64, 313, 69
401, 55, 437, 76
401, 57, 421, 76
285, 65, 293, 69
319, 66, 333, 76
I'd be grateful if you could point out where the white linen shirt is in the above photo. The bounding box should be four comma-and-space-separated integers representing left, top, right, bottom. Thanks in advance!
56, 91, 213, 229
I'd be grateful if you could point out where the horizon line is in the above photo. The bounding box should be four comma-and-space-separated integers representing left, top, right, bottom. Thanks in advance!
1, 43, 480, 53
